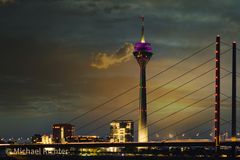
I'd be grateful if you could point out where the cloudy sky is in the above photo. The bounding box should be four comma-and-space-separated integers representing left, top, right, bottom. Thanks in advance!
0, 0, 240, 140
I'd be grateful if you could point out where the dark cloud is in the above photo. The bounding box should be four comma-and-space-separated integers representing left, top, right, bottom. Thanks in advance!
0, 0, 15, 6
0, 0, 239, 138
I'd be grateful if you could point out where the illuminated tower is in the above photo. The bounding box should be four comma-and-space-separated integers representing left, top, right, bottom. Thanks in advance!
133, 16, 153, 142
60, 127, 66, 144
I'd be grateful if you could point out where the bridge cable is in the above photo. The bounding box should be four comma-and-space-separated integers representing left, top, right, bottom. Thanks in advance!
80, 48, 231, 133
161, 118, 231, 142
67, 42, 215, 123
138, 73, 231, 141
148, 96, 231, 141
85, 67, 215, 134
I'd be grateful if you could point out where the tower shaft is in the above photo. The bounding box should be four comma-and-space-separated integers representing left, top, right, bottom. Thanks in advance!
138, 66, 148, 142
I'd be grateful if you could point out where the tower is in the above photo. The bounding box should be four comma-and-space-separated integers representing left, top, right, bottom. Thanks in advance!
60, 127, 66, 144
133, 16, 153, 142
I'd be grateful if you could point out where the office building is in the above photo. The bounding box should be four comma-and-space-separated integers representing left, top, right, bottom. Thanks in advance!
110, 120, 134, 142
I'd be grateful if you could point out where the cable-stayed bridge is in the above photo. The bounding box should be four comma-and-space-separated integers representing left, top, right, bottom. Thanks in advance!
0, 36, 240, 158
69, 36, 239, 143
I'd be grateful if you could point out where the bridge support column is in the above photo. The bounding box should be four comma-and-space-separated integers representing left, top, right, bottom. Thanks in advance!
214, 35, 220, 154
231, 41, 237, 158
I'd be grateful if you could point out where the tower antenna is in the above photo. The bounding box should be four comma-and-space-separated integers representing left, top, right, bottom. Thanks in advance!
140, 16, 145, 43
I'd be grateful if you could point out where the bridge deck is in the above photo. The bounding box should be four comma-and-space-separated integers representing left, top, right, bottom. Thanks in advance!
0, 140, 240, 149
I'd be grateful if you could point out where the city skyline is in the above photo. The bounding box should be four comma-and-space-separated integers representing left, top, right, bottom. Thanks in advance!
0, 0, 240, 140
